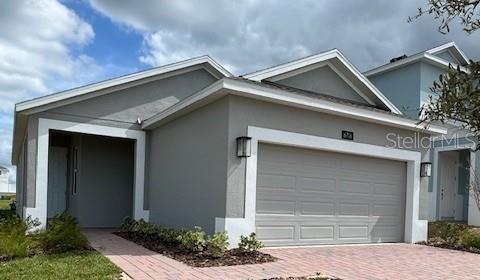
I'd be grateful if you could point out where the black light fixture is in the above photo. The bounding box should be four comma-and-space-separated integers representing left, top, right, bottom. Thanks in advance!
420, 162, 432, 177
236, 136, 252, 157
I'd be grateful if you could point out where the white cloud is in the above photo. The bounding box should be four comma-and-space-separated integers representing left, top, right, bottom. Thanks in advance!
89, 0, 480, 75
0, 0, 102, 185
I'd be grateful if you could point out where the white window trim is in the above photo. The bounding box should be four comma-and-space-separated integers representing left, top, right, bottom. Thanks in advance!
431, 144, 479, 225
216, 126, 427, 245
25, 118, 149, 229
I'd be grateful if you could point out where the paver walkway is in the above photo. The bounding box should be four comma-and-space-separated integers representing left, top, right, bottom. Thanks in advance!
84, 229, 480, 280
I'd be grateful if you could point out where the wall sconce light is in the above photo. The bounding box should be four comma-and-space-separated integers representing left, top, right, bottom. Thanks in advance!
420, 162, 432, 177
236, 136, 252, 157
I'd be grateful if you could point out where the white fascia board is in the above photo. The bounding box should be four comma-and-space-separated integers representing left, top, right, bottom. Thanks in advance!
366, 52, 470, 77
243, 49, 338, 81
243, 49, 401, 114
364, 53, 468, 77
142, 78, 447, 135
426, 41, 470, 65
15, 56, 231, 113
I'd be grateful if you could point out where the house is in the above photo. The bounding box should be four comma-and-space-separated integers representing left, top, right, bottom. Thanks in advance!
12, 50, 447, 247
365, 42, 480, 227
0, 166, 14, 195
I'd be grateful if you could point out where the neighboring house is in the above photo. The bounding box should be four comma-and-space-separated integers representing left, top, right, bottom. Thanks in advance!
365, 42, 480, 226
0, 166, 14, 195
11, 51, 446, 247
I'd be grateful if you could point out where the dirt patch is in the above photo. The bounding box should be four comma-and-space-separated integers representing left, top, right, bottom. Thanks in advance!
114, 231, 277, 267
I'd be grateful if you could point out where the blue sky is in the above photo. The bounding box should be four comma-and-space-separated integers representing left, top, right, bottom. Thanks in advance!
1, 0, 480, 184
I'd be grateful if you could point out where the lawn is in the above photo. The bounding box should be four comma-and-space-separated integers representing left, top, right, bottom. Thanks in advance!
0, 251, 121, 280
0, 199, 11, 210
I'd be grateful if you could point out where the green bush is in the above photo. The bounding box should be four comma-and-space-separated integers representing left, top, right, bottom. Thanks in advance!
120, 216, 135, 232
0, 215, 39, 258
460, 230, 480, 248
428, 222, 468, 243
238, 232, 263, 252
177, 226, 206, 252
157, 227, 185, 245
205, 231, 229, 258
0, 215, 29, 258
40, 213, 88, 254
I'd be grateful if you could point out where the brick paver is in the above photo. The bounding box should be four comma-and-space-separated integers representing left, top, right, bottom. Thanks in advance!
84, 229, 480, 280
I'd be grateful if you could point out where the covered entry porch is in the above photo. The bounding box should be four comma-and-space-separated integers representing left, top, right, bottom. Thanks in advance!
27, 118, 149, 228
48, 131, 134, 227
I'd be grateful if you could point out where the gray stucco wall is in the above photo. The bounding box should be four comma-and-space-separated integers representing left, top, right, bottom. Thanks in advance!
50, 69, 217, 124
369, 63, 421, 119
147, 98, 229, 233
275, 66, 368, 104
69, 134, 135, 227
22, 68, 218, 209
224, 95, 430, 219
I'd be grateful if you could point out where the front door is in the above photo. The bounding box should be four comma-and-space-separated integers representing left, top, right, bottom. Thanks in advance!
47, 146, 68, 218
439, 152, 457, 220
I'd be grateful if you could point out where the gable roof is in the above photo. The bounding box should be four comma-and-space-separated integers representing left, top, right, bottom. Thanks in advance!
15, 55, 231, 114
242, 49, 402, 114
142, 77, 446, 135
11, 55, 231, 164
364, 41, 469, 77
425, 41, 470, 66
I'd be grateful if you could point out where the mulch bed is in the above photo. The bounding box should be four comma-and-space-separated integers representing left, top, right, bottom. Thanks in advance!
264, 273, 340, 280
417, 238, 480, 254
114, 231, 277, 267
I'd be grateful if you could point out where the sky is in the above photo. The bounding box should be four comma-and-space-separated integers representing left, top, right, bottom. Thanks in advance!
1, 0, 480, 185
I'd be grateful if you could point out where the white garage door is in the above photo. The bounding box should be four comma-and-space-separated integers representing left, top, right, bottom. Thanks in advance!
256, 144, 406, 246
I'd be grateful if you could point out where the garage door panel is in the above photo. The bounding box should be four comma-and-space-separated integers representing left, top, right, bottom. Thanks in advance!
297, 177, 336, 192
338, 202, 370, 216
300, 225, 335, 240
338, 179, 371, 194
256, 199, 296, 215
256, 225, 295, 241
338, 226, 369, 239
257, 173, 295, 190
299, 201, 335, 216
256, 144, 406, 246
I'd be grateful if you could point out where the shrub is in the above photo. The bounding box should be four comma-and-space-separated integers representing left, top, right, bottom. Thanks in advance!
157, 227, 185, 245
120, 216, 136, 232
238, 232, 263, 252
0, 215, 30, 258
40, 213, 88, 254
205, 231, 229, 258
177, 226, 206, 252
460, 230, 480, 248
0, 215, 39, 258
428, 222, 468, 243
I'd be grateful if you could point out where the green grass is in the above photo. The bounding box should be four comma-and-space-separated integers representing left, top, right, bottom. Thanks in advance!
0, 251, 121, 280
0, 199, 11, 210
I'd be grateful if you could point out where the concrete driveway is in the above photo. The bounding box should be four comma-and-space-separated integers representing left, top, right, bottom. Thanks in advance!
85, 229, 480, 280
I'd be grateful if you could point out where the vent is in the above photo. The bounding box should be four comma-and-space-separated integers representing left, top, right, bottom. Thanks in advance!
390, 54, 408, 63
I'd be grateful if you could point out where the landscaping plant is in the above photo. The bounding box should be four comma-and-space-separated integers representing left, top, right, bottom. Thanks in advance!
116, 218, 276, 267
177, 226, 206, 252
40, 213, 89, 254
460, 229, 480, 249
0, 215, 31, 259
205, 231, 229, 258
238, 232, 263, 253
